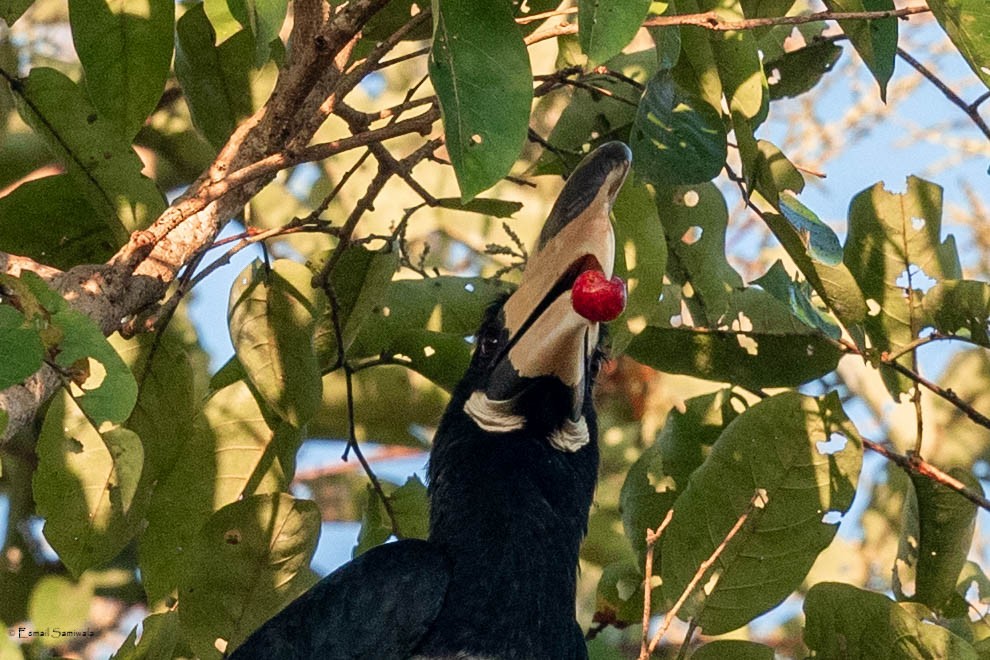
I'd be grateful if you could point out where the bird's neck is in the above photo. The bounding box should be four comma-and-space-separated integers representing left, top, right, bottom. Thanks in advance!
421, 406, 598, 657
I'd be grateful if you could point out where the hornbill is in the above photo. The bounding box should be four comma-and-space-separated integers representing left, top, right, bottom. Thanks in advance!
228, 142, 632, 660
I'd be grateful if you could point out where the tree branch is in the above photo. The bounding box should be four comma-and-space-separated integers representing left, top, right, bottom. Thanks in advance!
896, 47, 990, 141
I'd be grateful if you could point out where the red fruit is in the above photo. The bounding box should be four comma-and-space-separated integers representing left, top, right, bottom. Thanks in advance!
571, 270, 627, 322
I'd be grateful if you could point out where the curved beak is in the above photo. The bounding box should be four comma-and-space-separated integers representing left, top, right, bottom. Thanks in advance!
484, 142, 631, 423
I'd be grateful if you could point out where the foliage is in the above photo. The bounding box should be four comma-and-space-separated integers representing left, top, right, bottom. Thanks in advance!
0, 0, 988, 658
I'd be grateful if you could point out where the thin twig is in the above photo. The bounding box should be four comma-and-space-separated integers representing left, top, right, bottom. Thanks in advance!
646, 490, 767, 655
863, 439, 990, 511
524, 5, 931, 45
640, 509, 675, 660
882, 358, 990, 432
897, 47, 990, 140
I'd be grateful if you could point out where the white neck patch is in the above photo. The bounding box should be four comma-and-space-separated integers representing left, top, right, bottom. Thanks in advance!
549, 416, 590, 452
464, 391, 525, 433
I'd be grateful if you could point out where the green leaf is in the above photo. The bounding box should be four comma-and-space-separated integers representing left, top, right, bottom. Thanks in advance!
534, 49, 656, 176
595, 559, 648, 626
804, 582, 979, 659
844, 177, 959, 393
139, 380, 295, 602
69, 0, 174, 139
778, 193, 842, 266
927, 0, 990, 89
0, 410, 6, 439
178, 494, 320, 659
229, 259, 323, 428
347, 275, 511, 388
111, 611, 180, 660
753, 260, 841, 339
0, 305, 44, 389
751, 140, 804, 206
434, 197, 524, 217
34, 394, 146, 575
50, 308, 139, 427
578, 0, 652, 65
690, 640, 775, 660
27, 576, 93, 645
766, 39, 842, 101
923, 280, 990, 347
9, 68, 166, 239
661, 392, 863, 634
227, 0, 287, 65
355, 475, 430, 556
611, 176, 668, 353
313, 246, 398, 369
0, 0, 33, 24
429, 0, 532, 201
911, 468, 980, 614
175, 5, 256, 149
0, 175, 117, 269
823, 0, 896, 100
630, 70, 727, 186
620, 389, 736, 561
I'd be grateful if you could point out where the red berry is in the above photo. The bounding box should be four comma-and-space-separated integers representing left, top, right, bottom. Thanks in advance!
571, 271, 627, 322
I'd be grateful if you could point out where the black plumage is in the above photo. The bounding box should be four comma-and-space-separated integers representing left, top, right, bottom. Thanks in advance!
228, 142, 632, 660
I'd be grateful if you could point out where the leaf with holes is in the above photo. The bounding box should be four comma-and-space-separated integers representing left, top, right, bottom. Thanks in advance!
660, 392, 863, 635
429, 0, 531, 201
312, 246, 398, 370
620, 389, 737, 563
804, 582, 979, 659
69, 0, 174, 139
630, 71, 727, 186
922, 280, 990, 347
34, 393, 146, 576
229, 259, 323, 428
178, 493, 320, 659
595, 559, 648, 626
578, 0, 652, 65
610, 176, 667, 353
11, 68, 166, 241
911, 468, 980, 614
823, 0, 897, 99
140, 380, 298, 602
844, 177, 960, 394
927, 0, 990, 89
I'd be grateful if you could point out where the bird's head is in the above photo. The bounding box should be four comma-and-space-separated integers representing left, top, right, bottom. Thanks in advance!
457, 142, 632, 451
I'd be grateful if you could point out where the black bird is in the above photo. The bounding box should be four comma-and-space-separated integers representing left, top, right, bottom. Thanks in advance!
228, 142, 632, 660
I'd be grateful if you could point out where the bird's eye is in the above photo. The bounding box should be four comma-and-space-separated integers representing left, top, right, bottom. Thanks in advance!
478, 332, 500, 359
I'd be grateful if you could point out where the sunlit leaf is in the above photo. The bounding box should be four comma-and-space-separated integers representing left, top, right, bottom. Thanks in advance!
927, 0, 990, 89
844, 177, 959, 393
751, 140, 804, 206
823, 0, 896, 99
691, 640, 775, 660
10, 68, 166, 240
179, 494, 320, 659
69, 0, 174, 139
661, 392, 863, 634
753, 260, 841, 339
804, 582, 979, 659
175, 5, 256, 149
578, 0, 652, 65
630, 71, 727, 186
922, 280, 990, 347
111, 611, 180, 660
229, 259, 323, 428
429, 0, 531, 201
355, 475, 430, 556
27, 576, 93, 646
35, 394, 146, 575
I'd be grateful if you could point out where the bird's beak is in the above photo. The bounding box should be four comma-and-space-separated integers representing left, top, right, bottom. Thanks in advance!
466, 142, 631, 448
